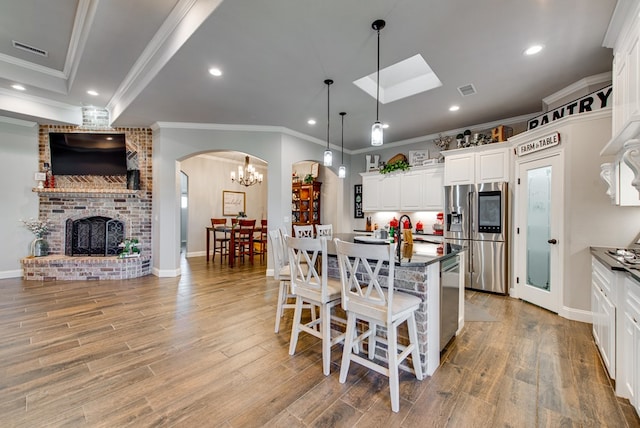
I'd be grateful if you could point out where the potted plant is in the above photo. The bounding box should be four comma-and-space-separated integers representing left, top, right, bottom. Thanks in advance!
119, 238, 141, 258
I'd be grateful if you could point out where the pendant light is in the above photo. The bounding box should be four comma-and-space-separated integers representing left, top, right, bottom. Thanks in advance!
371, 19, 385, 146
323, 79, 333, 166
338, 112, 346, 178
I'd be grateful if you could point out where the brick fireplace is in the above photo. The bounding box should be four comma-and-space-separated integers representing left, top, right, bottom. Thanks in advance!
21, 125, 153, 281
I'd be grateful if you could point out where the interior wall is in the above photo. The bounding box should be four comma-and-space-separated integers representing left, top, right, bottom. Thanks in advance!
0, 118, 39, 277
180, 153, 268, 256
152, 125, 333, 276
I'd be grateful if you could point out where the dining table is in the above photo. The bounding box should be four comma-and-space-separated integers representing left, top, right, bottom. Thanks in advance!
205, 224, 265, 267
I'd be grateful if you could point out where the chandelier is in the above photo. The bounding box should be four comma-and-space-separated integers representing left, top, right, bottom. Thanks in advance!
231, 155, 263, 187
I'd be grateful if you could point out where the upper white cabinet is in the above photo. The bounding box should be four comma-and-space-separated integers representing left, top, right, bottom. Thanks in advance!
362, 173, 382, 212
443, 153, 475, 185
475, 148, 511, 183
444, 146, 511, 185
608, 5, 640, 140
361, 165, 444, 212
420, 166, 444, 210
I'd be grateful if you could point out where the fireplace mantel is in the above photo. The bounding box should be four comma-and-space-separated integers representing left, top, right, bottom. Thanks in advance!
33, 188, 139, 197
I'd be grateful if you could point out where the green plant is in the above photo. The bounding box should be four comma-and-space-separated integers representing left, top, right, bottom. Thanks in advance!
119, 238, 140, 258
379, 159, 410, 174
303, 174, 314, 184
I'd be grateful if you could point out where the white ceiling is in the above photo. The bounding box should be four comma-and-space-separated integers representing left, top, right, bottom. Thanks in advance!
0, 0, 618, 151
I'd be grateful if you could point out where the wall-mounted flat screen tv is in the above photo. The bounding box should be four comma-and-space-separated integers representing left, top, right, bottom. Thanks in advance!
49, 133, 128, 176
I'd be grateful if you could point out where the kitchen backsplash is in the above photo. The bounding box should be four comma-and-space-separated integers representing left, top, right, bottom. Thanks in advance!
359, 211, 440, 233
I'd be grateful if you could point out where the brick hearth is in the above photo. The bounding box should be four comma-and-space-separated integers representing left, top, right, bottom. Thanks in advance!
21, 255, 152, 281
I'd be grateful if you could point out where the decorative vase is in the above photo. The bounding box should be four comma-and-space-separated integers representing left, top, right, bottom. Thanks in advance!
30, 237, 49, 257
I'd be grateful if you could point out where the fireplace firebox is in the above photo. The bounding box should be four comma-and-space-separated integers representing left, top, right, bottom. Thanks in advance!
66, 216, 124, 256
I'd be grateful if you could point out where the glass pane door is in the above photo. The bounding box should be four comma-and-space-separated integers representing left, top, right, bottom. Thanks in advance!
526, 166, 551, 290
516, 152, 561, 313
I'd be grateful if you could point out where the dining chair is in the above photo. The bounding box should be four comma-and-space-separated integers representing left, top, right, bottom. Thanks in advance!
333, 239, 423, 412
256, 219, 268, 261
269, 229, 315, 333
315, 224, 333, 238
293, 224, 314, 237
285, 235, 344, 375
211, 218, 230, 262
235, 219, 256, 263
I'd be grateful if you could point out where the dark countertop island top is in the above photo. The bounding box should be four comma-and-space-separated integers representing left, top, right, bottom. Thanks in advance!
328, 233, 465, 267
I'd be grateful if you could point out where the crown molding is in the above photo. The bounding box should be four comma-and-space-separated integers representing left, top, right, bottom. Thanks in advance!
107, 0, 223, 123
542, 72, 612, 107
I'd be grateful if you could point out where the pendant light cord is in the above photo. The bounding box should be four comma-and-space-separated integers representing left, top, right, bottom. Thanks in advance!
324, 79, 333, 151
376, 28, 380, 121
327, 82, 330, 150
340, 112, 345, 163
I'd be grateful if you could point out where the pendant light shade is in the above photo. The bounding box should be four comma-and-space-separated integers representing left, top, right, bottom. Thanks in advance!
338, 111, 346, 178
323, 79, 333, 166
371, 19, 385, 146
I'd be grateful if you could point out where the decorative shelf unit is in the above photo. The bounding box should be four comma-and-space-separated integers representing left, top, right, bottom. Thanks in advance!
291, 182, 321, 230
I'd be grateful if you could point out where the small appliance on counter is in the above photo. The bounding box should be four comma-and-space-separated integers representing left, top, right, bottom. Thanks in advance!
432, 212, 444, 236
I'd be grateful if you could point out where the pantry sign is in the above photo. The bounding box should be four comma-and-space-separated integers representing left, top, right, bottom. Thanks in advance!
527, 85, 612, 130
517, 132, 560, 156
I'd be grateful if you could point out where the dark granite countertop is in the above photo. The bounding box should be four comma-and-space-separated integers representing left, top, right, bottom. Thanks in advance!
590, 246, 640, 282
329, 233, 465, 267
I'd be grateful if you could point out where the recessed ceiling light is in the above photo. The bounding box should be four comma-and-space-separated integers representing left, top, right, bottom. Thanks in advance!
382, 123, 389, 129
449, 105, 460, 112
524, 45, 543, 56
11, 84, 25, 91
208, 68, 222, 77
87, 90, 99, 96
307, 119, 316, 125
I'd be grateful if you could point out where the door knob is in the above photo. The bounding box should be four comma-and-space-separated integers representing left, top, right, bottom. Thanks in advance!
547, 238, 557, 244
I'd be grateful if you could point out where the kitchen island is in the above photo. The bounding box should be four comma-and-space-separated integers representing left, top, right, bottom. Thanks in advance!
324, 233, 466, 376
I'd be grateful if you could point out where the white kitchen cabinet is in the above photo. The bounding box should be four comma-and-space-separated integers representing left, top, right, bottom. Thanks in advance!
421, 166, 444, 210
400, 170, 423, 211
444, 153, 475, 185
475, 148, 510, 183
622, 275, 640, 415
361, 172, 400, 211
609, 7, 640, 138
362, 166, 443, 212
591, 257, 616, 378
379, 174, 401, 210
362, 173, 381, 211
444, 147, 510, 185
400, 166, 444, 211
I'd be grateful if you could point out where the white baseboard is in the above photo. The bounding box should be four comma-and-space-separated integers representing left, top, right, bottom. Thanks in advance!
185, 250, 206, 258
152, 267, 181, 277
0, 269, 22, 279
559, 305, 593, 324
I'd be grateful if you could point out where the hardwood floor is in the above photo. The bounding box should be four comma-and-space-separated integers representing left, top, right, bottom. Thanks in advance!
1, 255, 639, 427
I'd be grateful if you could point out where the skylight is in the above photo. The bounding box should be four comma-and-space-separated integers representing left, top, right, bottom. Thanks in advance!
353, 54, 442, 104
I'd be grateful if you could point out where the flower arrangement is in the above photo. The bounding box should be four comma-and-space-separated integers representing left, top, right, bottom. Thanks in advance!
433, 134, 453, 150
119, 238, 140, 258
21, 218, 50, 238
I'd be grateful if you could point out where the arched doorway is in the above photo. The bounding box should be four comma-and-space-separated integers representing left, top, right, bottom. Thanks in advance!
179, 151, 268, 259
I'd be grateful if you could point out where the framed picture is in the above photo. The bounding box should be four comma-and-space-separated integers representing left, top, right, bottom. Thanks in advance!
409, 150, 429, 166
354, 184, 364, 218
223, 191, 246, 216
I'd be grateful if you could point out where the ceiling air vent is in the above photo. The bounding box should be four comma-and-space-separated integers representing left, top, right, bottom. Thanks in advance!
457, 83, 477, 97
12, 40, 48, 57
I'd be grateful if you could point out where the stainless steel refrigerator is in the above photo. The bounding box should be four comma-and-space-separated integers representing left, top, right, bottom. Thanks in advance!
444, 182, 508, 294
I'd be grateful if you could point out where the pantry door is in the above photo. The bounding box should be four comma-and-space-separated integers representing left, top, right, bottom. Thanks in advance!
515, 152, 563, 313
